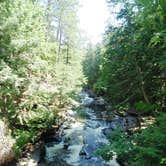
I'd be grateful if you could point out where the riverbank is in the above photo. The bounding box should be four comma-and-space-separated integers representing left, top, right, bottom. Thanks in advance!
13, 89, 147, 166
3, 89, 156, 166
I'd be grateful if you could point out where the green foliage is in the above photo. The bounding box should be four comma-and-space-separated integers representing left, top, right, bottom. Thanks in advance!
96, 129, 132, 161
13, 130, 36, 154
95, 146, 114, 161
0, 0, 84, 156
83, 44, 102, 88
135, 101, 159, 113
86, 0, 166, 113
86, 1, 166, 165
130, 114, 166, 166
161, 158, 166, 165
97, 114, 166, 166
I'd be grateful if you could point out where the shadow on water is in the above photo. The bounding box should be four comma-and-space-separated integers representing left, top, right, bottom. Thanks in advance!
15, 90, 120, 166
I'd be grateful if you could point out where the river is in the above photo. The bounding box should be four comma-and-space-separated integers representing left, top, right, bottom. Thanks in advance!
16, 90, 121, 166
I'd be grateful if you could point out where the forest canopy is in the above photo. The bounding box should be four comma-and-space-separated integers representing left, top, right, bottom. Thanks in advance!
0, 0, 165, 165
0, 0, 85, 157
83, 0, 166, 165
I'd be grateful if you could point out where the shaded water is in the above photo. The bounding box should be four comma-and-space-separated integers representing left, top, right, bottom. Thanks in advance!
16, 91, 120, 166
39, 91, 119, 166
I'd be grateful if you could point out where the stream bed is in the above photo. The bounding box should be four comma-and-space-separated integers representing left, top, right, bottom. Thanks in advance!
16, 90, 139, 166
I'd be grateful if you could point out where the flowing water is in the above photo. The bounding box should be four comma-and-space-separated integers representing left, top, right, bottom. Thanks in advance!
16, 91, 120, 166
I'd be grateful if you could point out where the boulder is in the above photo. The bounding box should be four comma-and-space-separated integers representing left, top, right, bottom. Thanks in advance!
102, 116, 140, 137
0, 120, 15, 165
85, 120, 100, 129
124, 116, 139, 130
89, 97, 106, 112
82, 97, 94, 106
102, 128, 114, 137
42, 128, 62, 143
63, 137, 70, 150
85, 89, 96, 98
66, 109, 76, 117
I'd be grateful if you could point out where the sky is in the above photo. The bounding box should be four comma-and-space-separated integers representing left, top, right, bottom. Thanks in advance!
78, 0, 110, 44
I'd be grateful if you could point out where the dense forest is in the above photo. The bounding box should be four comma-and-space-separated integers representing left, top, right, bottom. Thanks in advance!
0, 0, 85, 163
0, 0, 166, 166
84, 0, 166, 165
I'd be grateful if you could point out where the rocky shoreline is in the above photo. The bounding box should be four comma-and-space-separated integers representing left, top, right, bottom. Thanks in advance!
0, 120, 15, 166
2, 90, 154, 166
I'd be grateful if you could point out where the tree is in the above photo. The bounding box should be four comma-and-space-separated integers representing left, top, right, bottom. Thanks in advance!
92, 0, 166, 113
44, 0, 79, 62
92, 1, 166, 165
0, 0, 85, 158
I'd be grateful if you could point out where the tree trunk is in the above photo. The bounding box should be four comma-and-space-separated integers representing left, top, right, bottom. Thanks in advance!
136, 64, 150, 104
66, 43, 69, 64
46, 0, 51, 40
56, 17, 61, 41
57, 27, 62, 62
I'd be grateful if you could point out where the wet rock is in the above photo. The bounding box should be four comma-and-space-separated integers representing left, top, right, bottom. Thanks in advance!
101, 110, 118, 121
45, 134, 62, 143
79, 149, 86, 156
62, 125, 71, 130
84, 89, 96, 98
66, 109, 76, 117
102, 128, 114, 136
95, 97, 105, 105
82, 97, 94, 106
63, 143, 69, 150
81, 132, 108, 159
85, 120, 100, 129
102, 116, 140, 137
62, 122, 71, 129
108, 116, 139, 131
124, 116, 139, 130
63, 137, 70, 150
42, 128, 62, 143
89, 97, 106, 112
80, 145, 92, 158
109, 118, 124, 130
